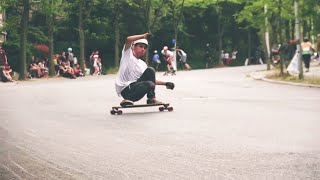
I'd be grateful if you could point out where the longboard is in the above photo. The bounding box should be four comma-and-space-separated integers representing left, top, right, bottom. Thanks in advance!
110, 103, 173, 115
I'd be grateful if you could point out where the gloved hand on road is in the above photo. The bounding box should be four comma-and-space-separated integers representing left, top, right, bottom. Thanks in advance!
165, 82, 175, 90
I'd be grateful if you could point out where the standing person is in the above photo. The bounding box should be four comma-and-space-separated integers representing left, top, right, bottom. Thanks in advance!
0, 45, 8, 68
221, 50, 226, 65
281, 39, 297, 66
224, 52, 230, 65
205, 43, 212, 68
92, 53, 100, 75
231, 50, 238, 63
316, 34, 320, 61
176, 47, 191, 70
301, 37, 314, 72
66, 47, 74, 67
61, 51, 67, 63
89, 51, 95, 75
161, 46, 175, 75
115, 32, 175, 107
152, 50, 161, 71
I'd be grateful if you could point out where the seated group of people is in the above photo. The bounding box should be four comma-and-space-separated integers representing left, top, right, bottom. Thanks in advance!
53, 54, 85, 79
28, 56, 85, 79
29, 58, 49, 78
58, 62, 84, 79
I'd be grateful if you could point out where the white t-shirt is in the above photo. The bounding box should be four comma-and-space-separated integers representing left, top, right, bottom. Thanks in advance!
178, 49, 187, 56
161, 49, 174, 57
115, 46, 148, 96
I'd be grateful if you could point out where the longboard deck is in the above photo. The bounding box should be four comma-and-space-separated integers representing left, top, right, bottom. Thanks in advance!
110, 103, 173, 115
113, 103, 169, 109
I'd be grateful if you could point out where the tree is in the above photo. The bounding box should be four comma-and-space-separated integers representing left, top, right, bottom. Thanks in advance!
19, 0, 30, 80
38, 0, 65, 76
135, 0, 174, 64
78, 0, 97, 72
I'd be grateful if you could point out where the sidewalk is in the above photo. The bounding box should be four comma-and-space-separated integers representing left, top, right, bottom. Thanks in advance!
250, 60, 320, 88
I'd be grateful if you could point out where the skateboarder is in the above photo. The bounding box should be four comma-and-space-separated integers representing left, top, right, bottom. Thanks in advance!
176, 47, 191, 70
161, 46, 175, 75
115, 32, 175, 107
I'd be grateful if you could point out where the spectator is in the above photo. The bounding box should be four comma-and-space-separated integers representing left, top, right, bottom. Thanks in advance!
205, 43, 212, 68
231, 50, 238, 61
59, 62, 76, 79
73, 64, 84, 77
301, 37, 314, 72
220, 50, 226, 65
152, 50, 161, 71
0, 66, 14, 82
61, 51, 67, 62
93, 54, 100, 75
224, 52, 230, 65
89, 51, 95, 74
0, 45, 8, 68
38, 59, 48, 77
98, 57, 102, 75
29, 60, 42, 78
176, 47, 192, 70
316, 34, 320, 61
281, 39, 297, 66
53, 54, 61, 75
66, 47, 74, 67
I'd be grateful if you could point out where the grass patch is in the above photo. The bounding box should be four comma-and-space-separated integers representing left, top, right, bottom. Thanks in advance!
265, 71, 320, 85
105, 67, 119, 74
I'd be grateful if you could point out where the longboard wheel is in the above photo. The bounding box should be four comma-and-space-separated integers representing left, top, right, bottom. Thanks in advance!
110, 110, 116, 115
118, 110, 123, 115
159, 107, 164, 111
168, 107, 173, 111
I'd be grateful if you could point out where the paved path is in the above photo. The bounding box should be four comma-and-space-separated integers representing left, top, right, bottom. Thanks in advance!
1, 65, 320, 179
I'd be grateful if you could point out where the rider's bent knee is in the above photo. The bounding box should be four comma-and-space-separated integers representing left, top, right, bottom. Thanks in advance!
145, 67, 156, 74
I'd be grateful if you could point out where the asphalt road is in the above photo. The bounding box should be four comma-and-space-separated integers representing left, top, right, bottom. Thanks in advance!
1, 65, 320, 180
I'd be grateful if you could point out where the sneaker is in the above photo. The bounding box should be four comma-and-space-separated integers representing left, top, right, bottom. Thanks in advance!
120, 99, 134, 107
147, 98, 163, 104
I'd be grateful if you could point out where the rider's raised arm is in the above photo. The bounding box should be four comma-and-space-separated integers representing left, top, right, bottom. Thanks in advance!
124, 33, 149, 50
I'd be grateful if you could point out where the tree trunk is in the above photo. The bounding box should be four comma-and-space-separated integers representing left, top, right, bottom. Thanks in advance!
285, 20, 290, 41
294, 0, 303, 79
264, 4, 271, 70
278, 0, 284, 75
79, 0, 85, 71
48, 14, 55, 76
217, 10, 224, 65
114, 12, 120, 67
248, 28, 251, 60
19, 0, 29, 80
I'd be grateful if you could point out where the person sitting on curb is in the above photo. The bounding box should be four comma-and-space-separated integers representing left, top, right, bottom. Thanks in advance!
29, 60, 42, 78
59, 62, 76, 79
115, 32, 175, 107
73, 64, 85, 77
0, 66, 14, 83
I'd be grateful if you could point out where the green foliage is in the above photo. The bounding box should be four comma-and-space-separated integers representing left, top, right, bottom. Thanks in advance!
1, 0, 319, 73
106, 66, 119, 74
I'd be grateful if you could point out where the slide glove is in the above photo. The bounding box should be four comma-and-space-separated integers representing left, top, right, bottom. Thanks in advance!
165, 82, 175, 90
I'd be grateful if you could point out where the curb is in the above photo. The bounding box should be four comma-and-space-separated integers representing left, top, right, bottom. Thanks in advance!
250, 72, 320, 88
